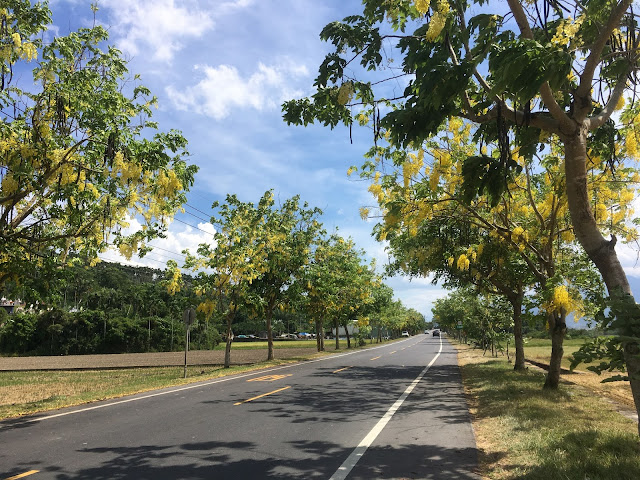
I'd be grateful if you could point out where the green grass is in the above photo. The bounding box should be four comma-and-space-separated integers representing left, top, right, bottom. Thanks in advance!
0, 338, 397, 419
0, 359, 309, 420
460, 347, 640, 479
523, 337, 597, 369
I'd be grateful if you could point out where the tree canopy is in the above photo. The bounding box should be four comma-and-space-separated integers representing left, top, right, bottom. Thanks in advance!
283, 0, 640, 427
0, 1, 197, 288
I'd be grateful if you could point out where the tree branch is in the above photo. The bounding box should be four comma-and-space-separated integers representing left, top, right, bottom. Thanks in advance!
576, 0, 634, 101
507, 0, 573, 130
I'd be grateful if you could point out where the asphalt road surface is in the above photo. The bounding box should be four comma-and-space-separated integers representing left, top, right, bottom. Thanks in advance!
1, 334, 480, 479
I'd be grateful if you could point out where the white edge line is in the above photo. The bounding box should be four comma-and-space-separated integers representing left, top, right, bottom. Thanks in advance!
329, 335, 443, 480
12, 337, 418, 425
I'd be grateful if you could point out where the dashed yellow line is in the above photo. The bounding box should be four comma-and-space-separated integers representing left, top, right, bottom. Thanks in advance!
333, 366, 353, 373
370, 356, 381, 361
234, 386, 291, 405
5, 471, 39, 480
390, 351, 397, 355
247, 374, 292, 382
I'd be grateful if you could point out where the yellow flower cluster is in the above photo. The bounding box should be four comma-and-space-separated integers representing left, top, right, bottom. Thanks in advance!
337, 82, 354, 106
197, 299, 215, 318
551, 16, 584, 47
456, 253, 470, 271
1, 173, 18, 196
627, 131, 638, 159
425, 0, 450, 41
415, 0, 430, 14
544, 285, 583, 318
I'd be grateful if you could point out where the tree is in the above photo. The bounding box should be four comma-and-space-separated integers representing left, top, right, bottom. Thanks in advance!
181, 191, 322, 365
368, 282, 394, 342
247, 193, 323, 360
363, 125, 614, 381
182, 192, 274, 368
283, 0, 640, 426
433, 289, 512, 357
300, 233, 376, 350
0, 1, 197, 288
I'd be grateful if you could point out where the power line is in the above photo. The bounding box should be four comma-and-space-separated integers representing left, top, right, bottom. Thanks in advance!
172, 217, 215, 236
181, 209, 210, 223
148, 244, 187, 258
185, 202, 213, 218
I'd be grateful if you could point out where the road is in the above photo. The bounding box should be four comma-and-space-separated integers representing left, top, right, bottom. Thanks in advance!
1, 334, 480, 479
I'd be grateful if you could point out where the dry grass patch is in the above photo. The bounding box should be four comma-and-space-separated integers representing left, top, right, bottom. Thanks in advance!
454, 342, 640, 480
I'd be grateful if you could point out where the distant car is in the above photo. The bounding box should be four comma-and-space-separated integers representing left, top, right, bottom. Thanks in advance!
424, 330, 428, 334
401, 331, 410, 337
433, 329, 440, 337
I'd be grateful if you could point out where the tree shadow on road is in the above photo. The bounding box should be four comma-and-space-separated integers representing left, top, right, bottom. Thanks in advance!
13, 439, 481, 479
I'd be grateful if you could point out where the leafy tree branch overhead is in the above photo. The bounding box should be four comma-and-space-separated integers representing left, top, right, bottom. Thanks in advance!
283, 0, 640, 434
0, 1, 197, 287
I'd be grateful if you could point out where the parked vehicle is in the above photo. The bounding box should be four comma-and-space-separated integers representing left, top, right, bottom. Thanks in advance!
401, 331, 410, 337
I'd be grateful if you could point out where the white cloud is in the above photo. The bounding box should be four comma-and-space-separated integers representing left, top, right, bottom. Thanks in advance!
166, 60, 308, 120
100, 218, 216, 270
101, 0, 216, 62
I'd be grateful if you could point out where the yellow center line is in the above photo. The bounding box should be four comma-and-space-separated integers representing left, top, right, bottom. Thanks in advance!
370, 356, 381, 361
390, 351, 397, 354
247, 374, 292, 382
333, 366, 353, 373
5, 471, 39, 480
234, 386, 291, 405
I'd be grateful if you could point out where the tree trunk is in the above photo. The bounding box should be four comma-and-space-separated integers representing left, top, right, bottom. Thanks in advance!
623, 343, 640, 435
544, 312, 566, 389
344, 322, 351, 348
510, 291, 526, 371
316, 319, 323, 352
564, 130, 640, 431
334, 319, 339, 350
224, 314, 233, 369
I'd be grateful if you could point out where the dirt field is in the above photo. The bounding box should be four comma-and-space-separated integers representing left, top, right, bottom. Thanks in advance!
0, 348, 320, 371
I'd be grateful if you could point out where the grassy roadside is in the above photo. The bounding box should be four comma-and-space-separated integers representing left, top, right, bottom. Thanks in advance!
0, 338, 399, 420
522, 338, 634, 409
0, 360, 304, 420
454, 342, 640, 479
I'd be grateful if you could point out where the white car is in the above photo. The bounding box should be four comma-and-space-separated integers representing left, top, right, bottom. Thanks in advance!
401, 331, 410, 337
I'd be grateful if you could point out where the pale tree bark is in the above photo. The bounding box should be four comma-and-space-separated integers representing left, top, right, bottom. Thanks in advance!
563, 129, 640, 432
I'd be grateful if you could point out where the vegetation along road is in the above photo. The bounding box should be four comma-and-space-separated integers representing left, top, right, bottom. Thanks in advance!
0, 335, 479, 479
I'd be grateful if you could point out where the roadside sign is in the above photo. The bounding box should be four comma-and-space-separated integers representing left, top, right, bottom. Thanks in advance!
456, 321, 463, 330
183, 308, 196, 326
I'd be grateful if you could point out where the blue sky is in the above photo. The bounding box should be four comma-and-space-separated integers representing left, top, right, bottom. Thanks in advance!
47, 0, 640, 324
44, 0, 448, 318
